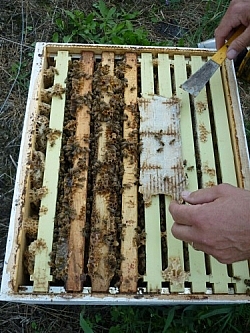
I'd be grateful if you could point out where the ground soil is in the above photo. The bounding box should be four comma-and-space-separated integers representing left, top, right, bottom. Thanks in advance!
1, 0, 250, 332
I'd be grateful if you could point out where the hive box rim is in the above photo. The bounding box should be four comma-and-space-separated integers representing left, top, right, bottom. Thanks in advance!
1, 42, 250, 305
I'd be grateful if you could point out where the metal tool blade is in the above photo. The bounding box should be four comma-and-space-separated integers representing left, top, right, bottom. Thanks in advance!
180, 59, 219, 97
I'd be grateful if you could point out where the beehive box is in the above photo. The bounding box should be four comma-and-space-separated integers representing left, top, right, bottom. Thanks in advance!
1, 42, 250, 304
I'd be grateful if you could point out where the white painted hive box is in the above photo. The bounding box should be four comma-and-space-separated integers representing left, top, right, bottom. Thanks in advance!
1, 42, 250, 304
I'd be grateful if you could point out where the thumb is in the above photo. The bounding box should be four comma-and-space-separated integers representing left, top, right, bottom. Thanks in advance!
227, 26, 250, 59
181, 187, 220, 205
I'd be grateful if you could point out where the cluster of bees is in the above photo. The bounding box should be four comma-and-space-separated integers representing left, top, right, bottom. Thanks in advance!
23, 57, 149, 288
23, 54, 191, 293
23, 68, 61, 274
86, 62, 126, 288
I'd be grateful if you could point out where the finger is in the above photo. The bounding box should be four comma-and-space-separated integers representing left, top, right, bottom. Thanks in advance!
181, 186, 220, 204
189, 242, 210, 255
189, 243, 231, 264
215, 25, 234, 50
214, 0, 246, 49
169, 201, 195, 226
214, 16, 240, 49
227, 26, 250, 59
171, 222, 193, 243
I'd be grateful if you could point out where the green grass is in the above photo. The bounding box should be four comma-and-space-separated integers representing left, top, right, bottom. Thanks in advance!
79, 305, 250, 333
50, 0, 231, 47
52, 0, 160, 45
185, 0, 230, 46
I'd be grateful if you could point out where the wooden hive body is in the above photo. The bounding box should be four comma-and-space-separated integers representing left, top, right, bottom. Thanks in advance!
1, 43, 250, 304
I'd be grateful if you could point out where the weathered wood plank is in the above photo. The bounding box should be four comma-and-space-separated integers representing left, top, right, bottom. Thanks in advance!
120, 53, 138, 293
88, 52, 117, 292
66, 51, 94, 292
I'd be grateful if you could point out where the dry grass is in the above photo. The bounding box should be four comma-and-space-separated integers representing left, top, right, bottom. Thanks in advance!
0, 0, 249, 331
0, 302, 82, 332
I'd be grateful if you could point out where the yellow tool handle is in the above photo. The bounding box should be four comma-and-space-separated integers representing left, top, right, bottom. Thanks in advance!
212, 25, 246, 65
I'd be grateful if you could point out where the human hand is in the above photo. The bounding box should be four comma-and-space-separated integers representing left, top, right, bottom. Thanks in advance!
215, 0, 250, 59
169, 183, 250, 264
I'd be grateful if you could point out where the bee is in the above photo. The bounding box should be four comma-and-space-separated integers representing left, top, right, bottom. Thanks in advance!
44, 66, 59, 76
83, 73, 92, 80
187, 166, 194, 171
39, 205, 48, 216
125, 63, 133, 69
157, 147, 164, 153
233, 276, 241, 281
82, 227, 90, 238
159, 140, 165, 146
35, 114, 49, 152
126, 120, 132, 128
123, 183, 132, 190
64, 120, 77, 131
133, 230, 147, 247
244, 279, 250, 286
169, 138, 175, 145
46, 129, 62, 147
154, 132, 163, 141
68, 166, 80, 175
39, 102, 51, 117
51, 83, 66, 99
121, 113, 128, 121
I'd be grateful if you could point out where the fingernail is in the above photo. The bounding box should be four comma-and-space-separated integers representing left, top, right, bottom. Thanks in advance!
181, 190, 191, 199
227, 49, 239, 60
